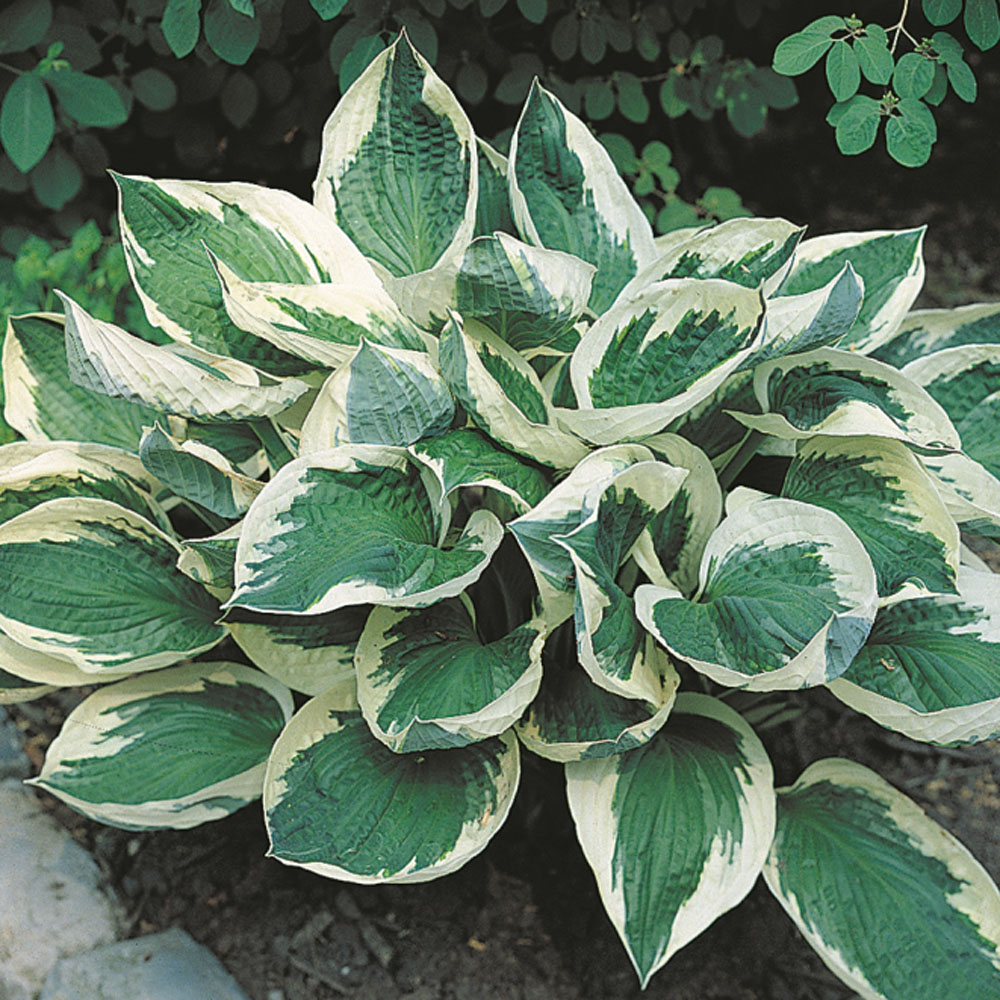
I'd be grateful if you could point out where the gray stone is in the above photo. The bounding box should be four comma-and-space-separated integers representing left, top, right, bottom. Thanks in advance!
40, 928, 251, 1000
0, 710, 30, 781
0, 780, 122, 1000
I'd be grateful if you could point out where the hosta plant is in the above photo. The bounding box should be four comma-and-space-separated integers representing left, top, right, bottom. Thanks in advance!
3, 32, 1000, 996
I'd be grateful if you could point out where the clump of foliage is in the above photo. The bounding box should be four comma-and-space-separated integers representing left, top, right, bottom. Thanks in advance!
3, 33, 1000, 995
774, 0, 997, 166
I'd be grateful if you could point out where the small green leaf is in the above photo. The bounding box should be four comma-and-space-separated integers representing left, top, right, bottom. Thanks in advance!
923, 0, 961, 25
834, 94, 881, 154
584, 80, 614, 119
203, 0, 260, 65
338, 34, 386, 92
551, 13, 578, 60
931, 29, 965, 62
772, 23, 838, 76
1, 72, 53, 172
517, 0, 546, 24
885, 99, 936, 167
853, 27, 894, 84
46, 70, 128, 127
825, 39, 860, 101
227, 0, 254, 13
659, 75, 687, 117
924, 62, 949, 104
751, 66, 798, 108
893, 51, 936, 97
219, 70, 258, 127
579, 18, 607, 63
0, 0, 53, 55
455, 61, 488, 104
617, 73, 650, 123
310, 0, 348, 18
161, 0, 202, 58
29, 145, 81, 209
131, 67, 178, 111
946, 57, 977, 100
965, 0, 1000, 49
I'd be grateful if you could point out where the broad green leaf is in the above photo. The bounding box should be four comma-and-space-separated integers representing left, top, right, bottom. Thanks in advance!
556, 460, 688, 703
213, 255, 428, 369
230, 446, 502, 614
834, 95, 882, 155
474, 138, 515, 238
893, 52, 936, 98
636, 497, 878, 691
60, 293, 310, 422
409, 427, 550, 514
621, 217, 805, 300
775, 228, 926, 353
0, 0, 53, 55
565, 278, 764, 446
854, 26, 893, 83
772, 18, 842, 75
139, 423, 262, 518
825, 40, 860, 101
752, 263, 864, 365
45, 69, 128, 127
966, 0, 1000, 49
356, 600, 545, 751
885, 99, 937, 168
946, 55, 978, 100
313, 32, 477, 278
739, 348, 961, 452
566, 693, 776, 988
0, 497, 225, 674
438, 315, 588, 469
517, 623, 678, 762
634, 433, 723, 596
115, 173, 381, 374
0, 629, 97, 688
31, 661, 292, 829
226, 604, 369, 695
298, 341, 453, 452
161, 0, 202, 58
764, 758, 1000, 1000
782, 436, 959, 599
1, 72, 54, 172
0, 439, 165, 529
3, 314, 159, 451
264, 689, 520, 883
924, 0, 962, 24
873, 302, 1000, 368
509, 80, 656, 312
829, 567, 1000, 745
510, 444, 655, 624
454, 232, 595, 354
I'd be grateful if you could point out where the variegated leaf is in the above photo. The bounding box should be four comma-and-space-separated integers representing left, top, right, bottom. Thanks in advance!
781, 436, 959, 598
829, 567, 1000, 745
229, 446, 501, 614
517, 625, 678, 762
664, 370, 758, 468
509, 81, 655, 312
566, 693, 776, 988
751, 262, 864, 365
636, 497, 878, 691
509, 444, 655, 624
774, 227, 925, 354
213, 254, 429, 369
635, 433, 723, 596
176, 522, 240, 591
30, 661, 293, 829
0, 439, 165, 528
298, 340, 453, 452
0, 667, 54, 704
438, 315, 588, 469
409, 427, 550, 515
356, 599, 545, 752
0, 629, 95, 687
226, 604, 370, 696
140, 423, 262, 519
763, 758, 1000, 1000
3, 314, 159, 450
116, 173, 380, 374
313, 32, 477, 278
871, 301, 1000, 368
0, 497, 225, 674
923, 449, 1000, 538
555, 460, 688, 703
60, 293, 310, 423
739, 348, 960, 452
565, 279, 764, 446
454, 232, 595, 354
264, 688, 520, 883
621, 217, 805, 300
474, 138, 515, 238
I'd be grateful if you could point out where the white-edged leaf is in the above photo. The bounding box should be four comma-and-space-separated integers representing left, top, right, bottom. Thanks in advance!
264, 689, 519, 883
313, 31, 477, 278
474, 137, 515, 238
0, 497, 225, 674
663, 370, 758, 467
298, 340, 454, 452
0, 629, 96, 688
566, 692, 776, 988
509, 80, 655, 312
871, 301, 1000, 368
763, 758, 1000, 1000
229, 445, 501, 614
829, 566, 1000, 745
636, 497, 878, 690
176, 521, 241, 592
0, 666, 54, 704
924, 449, 1000, 537
30, 661, 293, 829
